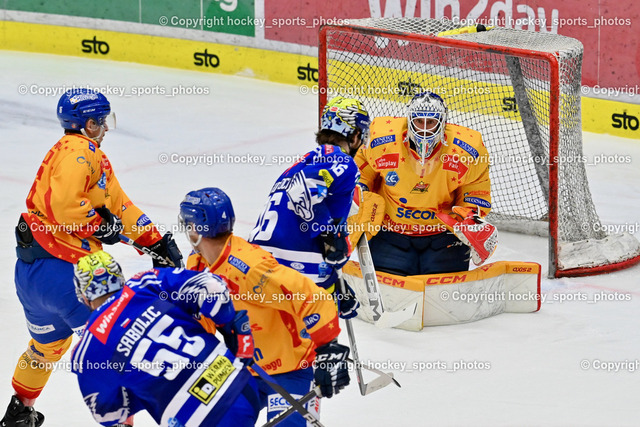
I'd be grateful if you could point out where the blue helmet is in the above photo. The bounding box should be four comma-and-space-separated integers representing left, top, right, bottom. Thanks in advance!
179, 188, 235, 239
57, 88, 111, 131
320, 97, 370, 144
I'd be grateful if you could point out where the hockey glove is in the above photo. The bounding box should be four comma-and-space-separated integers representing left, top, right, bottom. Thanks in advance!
320, 222, 352, 267
219, 309, 255, 361
436, 206, 498, 266
93, 207, 123, 245
313, 340, 350, 398
335, 282, 360, 319
147, 232, 184, 268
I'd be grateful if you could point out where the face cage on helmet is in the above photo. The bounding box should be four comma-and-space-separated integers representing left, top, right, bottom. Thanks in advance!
408, 112, 445, 162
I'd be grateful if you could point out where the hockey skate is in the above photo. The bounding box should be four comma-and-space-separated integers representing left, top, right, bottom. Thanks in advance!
0, 396, 44, 427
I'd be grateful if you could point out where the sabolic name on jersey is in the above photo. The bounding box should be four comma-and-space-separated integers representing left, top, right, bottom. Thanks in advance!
115, 305, 163, 358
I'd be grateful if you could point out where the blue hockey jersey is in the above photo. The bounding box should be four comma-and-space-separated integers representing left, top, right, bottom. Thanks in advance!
249, 144, 359, 288
71, 268, 252, 427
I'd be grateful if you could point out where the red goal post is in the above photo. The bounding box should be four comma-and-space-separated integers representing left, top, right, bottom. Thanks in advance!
318, 18, 640, 278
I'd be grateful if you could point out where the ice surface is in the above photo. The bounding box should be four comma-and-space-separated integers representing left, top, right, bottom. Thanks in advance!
1, 50, 639, 426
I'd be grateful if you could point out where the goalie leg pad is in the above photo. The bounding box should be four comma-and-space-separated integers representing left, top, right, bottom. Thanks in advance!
344, 261, 540, 331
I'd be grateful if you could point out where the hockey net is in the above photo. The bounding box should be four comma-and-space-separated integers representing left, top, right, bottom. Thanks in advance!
319, 18, 640, 278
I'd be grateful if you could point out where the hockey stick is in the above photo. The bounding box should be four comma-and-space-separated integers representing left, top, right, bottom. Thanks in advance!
355, 235, 417, 328
262, 386, 321, 427
251, 363, 324, 427
338, 274, 400, 396
347, 357, 401, 391
261, 358, 401, 426
118, 234, 177, 267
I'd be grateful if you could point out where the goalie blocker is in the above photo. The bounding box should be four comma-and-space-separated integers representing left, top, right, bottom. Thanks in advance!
343, 260, 541, 331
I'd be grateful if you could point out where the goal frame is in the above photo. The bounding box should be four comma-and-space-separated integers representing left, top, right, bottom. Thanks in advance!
318, 23, 640, 278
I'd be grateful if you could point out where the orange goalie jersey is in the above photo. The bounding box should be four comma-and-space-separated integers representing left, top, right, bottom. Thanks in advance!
355, 116, 492, 236
22, 133, 161, 262
187, 234, 340, 375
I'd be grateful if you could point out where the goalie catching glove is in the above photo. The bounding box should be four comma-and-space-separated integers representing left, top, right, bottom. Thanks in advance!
436, 206, 498, 266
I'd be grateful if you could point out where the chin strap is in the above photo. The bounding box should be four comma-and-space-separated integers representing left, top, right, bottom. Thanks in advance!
188, 234, 203, 252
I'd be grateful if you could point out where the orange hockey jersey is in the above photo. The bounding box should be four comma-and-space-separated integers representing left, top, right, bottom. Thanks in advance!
355, 116, 492, 236
22, 133, 161, 262
187, 234, 340, 375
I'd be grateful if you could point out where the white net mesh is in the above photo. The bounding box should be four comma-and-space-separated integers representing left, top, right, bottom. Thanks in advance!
321, 18, 640, 276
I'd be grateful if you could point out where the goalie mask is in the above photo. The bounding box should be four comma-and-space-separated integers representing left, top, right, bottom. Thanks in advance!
320, 97, 371, 148
407, 91, 448, 163
74, 250, 125, 304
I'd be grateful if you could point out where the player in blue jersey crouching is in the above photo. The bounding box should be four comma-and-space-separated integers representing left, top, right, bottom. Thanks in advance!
71, 251, 259, 427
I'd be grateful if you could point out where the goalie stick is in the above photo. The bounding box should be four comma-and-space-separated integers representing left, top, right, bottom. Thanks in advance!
251, 363, 324, 427
118, 234, 177, 268
339, 274, 401, 396
355, 234, 417, 328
